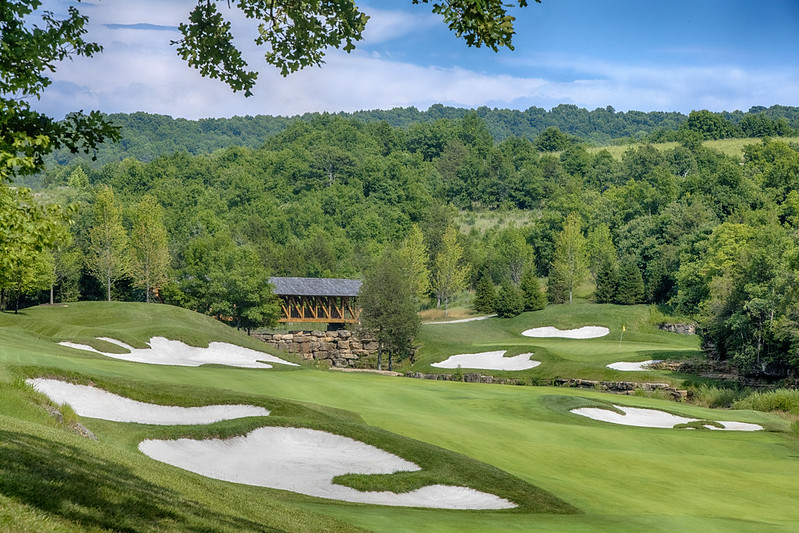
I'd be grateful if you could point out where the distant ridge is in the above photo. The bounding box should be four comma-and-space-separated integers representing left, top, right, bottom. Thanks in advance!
48, 104, 799, 168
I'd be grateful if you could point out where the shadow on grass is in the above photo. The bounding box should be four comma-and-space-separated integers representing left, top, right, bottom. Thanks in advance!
0, 430, 277, 532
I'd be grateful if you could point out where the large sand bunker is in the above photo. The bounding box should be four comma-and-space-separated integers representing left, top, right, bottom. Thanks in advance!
27, 378, 270, 425
139, 427, 515, 509
431, 350, 541, 371
522, 326, 609, 339
606, 360, 663, 371
571, 404, 762, 431
59, 336, 297, 368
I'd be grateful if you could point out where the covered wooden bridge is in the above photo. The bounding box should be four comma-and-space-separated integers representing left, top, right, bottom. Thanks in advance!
269, 277, 362, 324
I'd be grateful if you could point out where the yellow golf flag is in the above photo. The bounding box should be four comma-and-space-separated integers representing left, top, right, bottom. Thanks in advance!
622, 325, 626, 331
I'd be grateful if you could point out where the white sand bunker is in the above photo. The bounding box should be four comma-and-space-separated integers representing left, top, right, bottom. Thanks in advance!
522, 326, 609, 339
606, 360, 662, 371
59, 336, 297, 368
425, 314, 496, 325
139, 427, 515, 509
431, 350, 541, 371
571, 404, 762, 431
27, 378, 270, 425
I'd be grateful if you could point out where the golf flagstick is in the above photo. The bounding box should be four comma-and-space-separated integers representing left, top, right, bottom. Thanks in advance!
619, 325, 625, 348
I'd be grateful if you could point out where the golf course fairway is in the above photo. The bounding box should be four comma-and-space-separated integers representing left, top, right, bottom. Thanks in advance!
1, 302, 797, 532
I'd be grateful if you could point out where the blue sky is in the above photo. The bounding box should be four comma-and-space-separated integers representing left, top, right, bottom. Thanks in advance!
32, 0, 799, 119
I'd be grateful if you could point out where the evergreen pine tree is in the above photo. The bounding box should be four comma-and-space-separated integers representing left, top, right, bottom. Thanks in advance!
615, 260, 644, 305
547, 266, 568, 304
594, 257, 618, 303
520, 268, 546, 311
495, 280, 524, 318
473, 271, 497, 314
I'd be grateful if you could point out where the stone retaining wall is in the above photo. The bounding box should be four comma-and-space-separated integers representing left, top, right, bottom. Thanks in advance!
657, 323, 696, 335
254, 330, 378, 368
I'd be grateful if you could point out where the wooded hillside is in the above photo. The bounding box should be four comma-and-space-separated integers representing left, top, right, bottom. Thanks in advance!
8, 110, 799, 378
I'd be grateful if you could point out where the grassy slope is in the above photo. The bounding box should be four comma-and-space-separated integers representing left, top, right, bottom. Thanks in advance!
2, 302, 798, 532
586, 136, 799, 160
412, 302, 702, 384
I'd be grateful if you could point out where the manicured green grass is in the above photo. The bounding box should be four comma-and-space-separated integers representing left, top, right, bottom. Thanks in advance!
2, 302, 799, 532
413, 302, 702, 384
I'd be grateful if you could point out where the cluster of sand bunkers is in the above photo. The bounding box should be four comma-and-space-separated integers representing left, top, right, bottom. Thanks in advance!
40, 326, 760, 510
29, 376, 513, 509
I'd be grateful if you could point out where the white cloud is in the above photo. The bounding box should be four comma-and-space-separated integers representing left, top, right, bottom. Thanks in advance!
33, 1, 799, 119
360, 6, 439, 44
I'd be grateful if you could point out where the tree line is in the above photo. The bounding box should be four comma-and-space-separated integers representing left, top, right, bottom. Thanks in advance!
39, 105, 799, 172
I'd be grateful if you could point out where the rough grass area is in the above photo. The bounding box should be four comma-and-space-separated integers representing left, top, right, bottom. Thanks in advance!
733, 389, 799, 416
2, 302, 798, 531
586, 136, 799, 161
414, 302, 702, 384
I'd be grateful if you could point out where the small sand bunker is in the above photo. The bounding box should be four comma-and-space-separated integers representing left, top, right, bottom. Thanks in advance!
431, 350, 541, 371
522, 326, 609, 339
606, 360, 663, 371
139, 427, 515, 509
59, 336, 297, 368
27, 378, 270, 425
425, 315, 496, 325
571, 404, 762, 431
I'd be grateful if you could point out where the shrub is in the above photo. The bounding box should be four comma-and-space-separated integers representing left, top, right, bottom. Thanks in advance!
689, 384, 747, 409
733, 388, 799, 415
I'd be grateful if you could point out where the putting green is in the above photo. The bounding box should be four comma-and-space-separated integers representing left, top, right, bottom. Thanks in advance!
414, 303, 702, 382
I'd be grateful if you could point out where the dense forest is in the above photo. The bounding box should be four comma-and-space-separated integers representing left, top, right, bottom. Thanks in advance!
42, 104, 799, 169
5, 107, 799, 378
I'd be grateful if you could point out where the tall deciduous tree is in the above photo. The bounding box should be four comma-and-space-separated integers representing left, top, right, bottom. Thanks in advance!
129, 195, 170, 303
87, 186, 130, 301
492, 225, 533, 284
0, 186, 64, 312
586, 223, 617, 281
550, 213, 588, 304
399, 224, 431, 303
359, 248, 420, 371
432, 226, 470, 316
175, 232, 280, 333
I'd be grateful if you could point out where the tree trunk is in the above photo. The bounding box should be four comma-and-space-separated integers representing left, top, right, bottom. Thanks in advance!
106, 269, 111, 302
50, 284, 54, 305
444, 297, 449, 317
569, 288, 573, 305
388, 351, 392, 371
377, 342, 383, 371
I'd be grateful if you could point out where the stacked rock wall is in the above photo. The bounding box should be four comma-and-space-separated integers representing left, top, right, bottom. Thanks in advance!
254, 330, 378, 367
